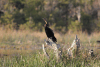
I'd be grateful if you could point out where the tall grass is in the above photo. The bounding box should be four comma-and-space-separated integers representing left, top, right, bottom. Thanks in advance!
0, 29, 100, 66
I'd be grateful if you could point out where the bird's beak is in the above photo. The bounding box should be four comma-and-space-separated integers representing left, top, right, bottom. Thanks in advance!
42, 18, 47, 24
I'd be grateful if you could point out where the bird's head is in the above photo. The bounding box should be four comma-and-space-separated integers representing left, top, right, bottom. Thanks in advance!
42, 18, 49, 27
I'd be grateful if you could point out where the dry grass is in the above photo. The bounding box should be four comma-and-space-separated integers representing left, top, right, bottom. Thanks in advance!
0, 29, 100, 49
0, 29, 100, 66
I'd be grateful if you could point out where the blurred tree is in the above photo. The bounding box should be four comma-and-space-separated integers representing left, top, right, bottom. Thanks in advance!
68, 20, 82, 32
22, 0, 45, 30
13, 11, 26, 29
0, 0, 100, 33
0, 11, 13, 29
9, 0, 25, 10
81, 12, 93, 35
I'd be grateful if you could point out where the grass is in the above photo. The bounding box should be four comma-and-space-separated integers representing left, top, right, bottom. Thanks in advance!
0, 29, 100, 67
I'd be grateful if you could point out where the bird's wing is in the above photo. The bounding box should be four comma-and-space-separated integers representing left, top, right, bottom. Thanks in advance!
48, 27, 54, 35
45, 27, 54, 37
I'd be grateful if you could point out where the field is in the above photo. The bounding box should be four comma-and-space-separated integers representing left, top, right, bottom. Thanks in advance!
0, 29, 100, 67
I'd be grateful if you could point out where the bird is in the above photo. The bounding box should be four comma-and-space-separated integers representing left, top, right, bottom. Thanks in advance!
43, 18, 57, 43
97, 40, 100, 43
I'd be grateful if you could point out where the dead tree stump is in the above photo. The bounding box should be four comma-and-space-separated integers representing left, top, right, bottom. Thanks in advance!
42, 39, 62, 60
67, 35, 80, 58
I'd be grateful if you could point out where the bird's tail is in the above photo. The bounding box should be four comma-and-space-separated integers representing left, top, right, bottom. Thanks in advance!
52, 36, 57, 43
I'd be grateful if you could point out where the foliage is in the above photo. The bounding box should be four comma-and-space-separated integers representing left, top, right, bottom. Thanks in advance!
0, 12, 13, 25
68, 20, 82, 32
81, 12, 93, 34
0, 0, 100, 33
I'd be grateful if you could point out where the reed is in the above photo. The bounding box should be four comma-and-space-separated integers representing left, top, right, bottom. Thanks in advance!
0, 29, 100, 66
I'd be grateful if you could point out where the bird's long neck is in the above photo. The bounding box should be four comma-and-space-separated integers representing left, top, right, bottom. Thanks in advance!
45, 26, 49, 30
45, 25, 49, 28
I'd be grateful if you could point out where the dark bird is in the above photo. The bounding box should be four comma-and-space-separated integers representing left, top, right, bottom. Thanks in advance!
43, 18, 57, 43
97, 40, 100, 43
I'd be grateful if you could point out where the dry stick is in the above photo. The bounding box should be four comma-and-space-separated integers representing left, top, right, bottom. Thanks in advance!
52, 43, 60, 60
67, 35, 80, 58
43, 39, 62, 60
42, 44, 49, 59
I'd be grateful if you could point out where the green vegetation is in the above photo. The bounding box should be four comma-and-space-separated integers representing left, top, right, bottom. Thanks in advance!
0, 0, 100, 34
1, 52, 100, 67
0, 30, 100, 67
